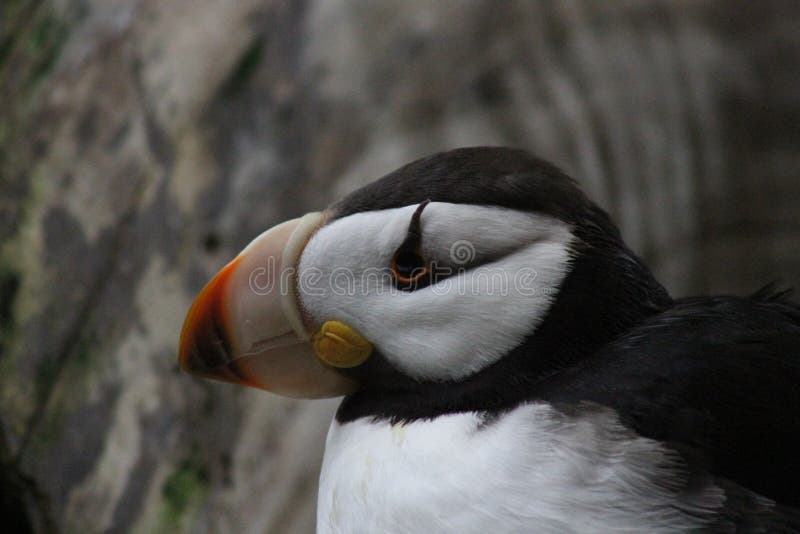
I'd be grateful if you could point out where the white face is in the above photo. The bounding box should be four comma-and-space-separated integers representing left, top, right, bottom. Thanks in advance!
297, 202, 576, 381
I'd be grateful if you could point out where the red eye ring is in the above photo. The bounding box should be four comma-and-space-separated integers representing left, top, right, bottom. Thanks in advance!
390, 251, 429, 285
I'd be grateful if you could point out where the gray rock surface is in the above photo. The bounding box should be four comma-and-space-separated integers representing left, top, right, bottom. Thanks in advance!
1, 1, 798, 532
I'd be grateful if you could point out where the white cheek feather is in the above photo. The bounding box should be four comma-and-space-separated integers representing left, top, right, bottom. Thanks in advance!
317, 403, 725, 533
298, 203, 575, 380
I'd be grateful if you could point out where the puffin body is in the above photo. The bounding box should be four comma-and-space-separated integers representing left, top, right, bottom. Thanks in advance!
179, 148, 800, 532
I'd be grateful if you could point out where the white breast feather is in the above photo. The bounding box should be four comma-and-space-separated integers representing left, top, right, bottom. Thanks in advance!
317, 403, 726, 533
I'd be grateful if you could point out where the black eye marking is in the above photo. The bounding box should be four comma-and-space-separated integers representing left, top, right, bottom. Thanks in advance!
391, 200, 432, 291
402, 199, 430, 248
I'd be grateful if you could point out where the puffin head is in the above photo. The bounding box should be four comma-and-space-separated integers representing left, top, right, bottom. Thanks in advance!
179, 148, 671, 415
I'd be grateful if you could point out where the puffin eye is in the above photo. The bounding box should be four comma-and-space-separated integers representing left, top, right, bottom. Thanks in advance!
391, 250, 429, 288
390, 200, 432, 291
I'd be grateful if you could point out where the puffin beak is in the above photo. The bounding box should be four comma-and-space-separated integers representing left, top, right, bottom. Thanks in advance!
179, 212, 357, 398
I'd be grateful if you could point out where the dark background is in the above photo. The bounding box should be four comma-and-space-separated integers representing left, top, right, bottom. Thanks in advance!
1, 1, 799, 532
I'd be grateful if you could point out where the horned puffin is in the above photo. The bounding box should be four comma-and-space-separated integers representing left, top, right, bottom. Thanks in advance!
179, 147, 800, 532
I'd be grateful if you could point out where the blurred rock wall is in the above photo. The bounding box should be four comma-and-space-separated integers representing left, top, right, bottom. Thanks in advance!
1, 1, 798, 532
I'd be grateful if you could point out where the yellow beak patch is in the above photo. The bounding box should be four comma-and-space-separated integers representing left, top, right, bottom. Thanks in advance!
313, 321, 373, 368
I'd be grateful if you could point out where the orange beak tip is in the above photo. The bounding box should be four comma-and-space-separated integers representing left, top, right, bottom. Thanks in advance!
178, 257, 241, 380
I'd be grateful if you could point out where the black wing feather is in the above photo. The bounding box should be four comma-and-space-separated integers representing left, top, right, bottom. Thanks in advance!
535, 290, 800, 506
